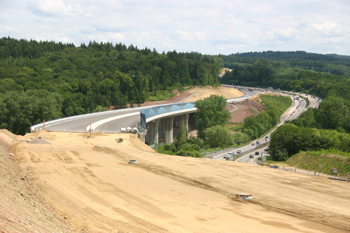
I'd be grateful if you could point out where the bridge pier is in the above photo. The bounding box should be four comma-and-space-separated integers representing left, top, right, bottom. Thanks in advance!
146, 114, 191, 144
182, 114, 189, 137
147, 120, 159, 144
164, 117, 174, 144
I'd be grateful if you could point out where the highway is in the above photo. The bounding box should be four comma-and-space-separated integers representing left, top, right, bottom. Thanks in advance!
39, 107, 144, 133
207, 90, 320, 164
31, 86, 321, 165
32, 87, 258, 133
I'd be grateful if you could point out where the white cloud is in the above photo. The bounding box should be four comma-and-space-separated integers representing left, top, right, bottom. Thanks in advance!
0, 0, 349, 55
312, 22, 343, 37
29, 0, 74, 17
276, 27, 299, 40
195, 31, 207, 42
0, 26, 19, 33
176, 30, 195, 42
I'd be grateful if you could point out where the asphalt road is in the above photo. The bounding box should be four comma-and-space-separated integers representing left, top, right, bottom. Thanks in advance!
207, 91, 320, 163
43, 107, 144, 133
37, 87, 257, 133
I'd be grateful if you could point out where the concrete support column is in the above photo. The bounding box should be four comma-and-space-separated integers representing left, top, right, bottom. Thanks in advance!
164, 117, 174, 144
148, 120, 159, 144
139, 130, 146, 143
182, 114, 189, 137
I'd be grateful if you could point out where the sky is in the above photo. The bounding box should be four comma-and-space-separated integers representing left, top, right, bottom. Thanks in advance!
1, 0, 350, 55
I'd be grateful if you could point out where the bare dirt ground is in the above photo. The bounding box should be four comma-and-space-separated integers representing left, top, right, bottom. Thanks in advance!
126, 86, 244, 107
228, 92, 282, 123
1, 88, 350, 233
227, 99, 264, 123
219, 68, 232, 76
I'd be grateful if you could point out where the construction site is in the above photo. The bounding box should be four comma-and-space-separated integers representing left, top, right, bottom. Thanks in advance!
0, 87, 349, 233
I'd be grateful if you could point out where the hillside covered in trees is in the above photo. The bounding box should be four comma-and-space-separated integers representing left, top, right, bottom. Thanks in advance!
219, 51, 350, 162
220, 51, 350, 76
0, 37, 220, 135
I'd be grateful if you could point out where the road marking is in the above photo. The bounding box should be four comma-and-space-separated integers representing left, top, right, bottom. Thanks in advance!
86, 112, 140, 132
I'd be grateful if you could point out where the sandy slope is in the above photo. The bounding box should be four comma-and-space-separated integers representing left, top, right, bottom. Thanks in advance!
6, 131, 349, 233
1, 87, 350, 232
183, 86, 243, 102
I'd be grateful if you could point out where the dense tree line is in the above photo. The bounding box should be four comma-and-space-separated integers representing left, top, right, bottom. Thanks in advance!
241, 95, 291, 140
219, 56, 350, 159
0, 37, 220, 135
270, 97, 350, 160
220, 51, 350, 76
270, 123, 350, 161
220, 59, 350, 103
0, 90, 62, 134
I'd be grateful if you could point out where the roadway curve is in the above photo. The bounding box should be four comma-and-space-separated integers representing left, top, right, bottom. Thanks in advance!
208, 90, 320, 163
31, 87, 258, 133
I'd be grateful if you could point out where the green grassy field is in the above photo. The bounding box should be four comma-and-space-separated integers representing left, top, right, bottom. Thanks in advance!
286, 150, 350, 178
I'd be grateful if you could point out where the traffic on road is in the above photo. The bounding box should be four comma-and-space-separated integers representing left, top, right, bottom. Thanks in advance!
206, 87, 321, 165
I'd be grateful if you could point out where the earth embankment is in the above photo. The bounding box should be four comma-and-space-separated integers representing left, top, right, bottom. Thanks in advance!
1, 130, 349, 232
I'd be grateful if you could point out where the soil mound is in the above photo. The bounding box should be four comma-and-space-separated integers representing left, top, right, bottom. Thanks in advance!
229, 98, 263, 123
172, 89, 180, 95
33, 130, 55, 140
240, 99, 263, 110
0, 130, 16, 149
0, 129, 17, 140
28, 138, 51, 144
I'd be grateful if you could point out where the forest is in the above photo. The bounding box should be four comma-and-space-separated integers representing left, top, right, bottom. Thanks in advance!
220, 51, 350, 76
219, 52, 350, 160
0, 37, 220, 135
1, 36, 350, 161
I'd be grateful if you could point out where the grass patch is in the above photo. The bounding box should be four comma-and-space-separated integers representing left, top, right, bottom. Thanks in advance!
147, 86, 194, 101
177, 86, 193, 93
228, 122, 244, 131
286, 150, 350, 178
264, 157, 289, 167
250, 109, 258, 115
147, 89, 175, 101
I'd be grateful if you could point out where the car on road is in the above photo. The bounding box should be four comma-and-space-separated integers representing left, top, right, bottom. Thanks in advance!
237, 150, 241, 154
264, 147, 269, 151
249, 154, 254, 158
251, 143, 255, 146
256, 141, 260, 145
255, 151, 259, 155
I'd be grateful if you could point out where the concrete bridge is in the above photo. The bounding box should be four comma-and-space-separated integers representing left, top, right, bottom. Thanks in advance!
30, 86, 256, 144
138, 102, 197, 144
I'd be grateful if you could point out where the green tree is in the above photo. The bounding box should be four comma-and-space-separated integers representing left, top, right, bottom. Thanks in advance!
92, 105, 108, 112
204, 125, 233, 148
176, 124, 187, 146
315, 97, 350, 132
194, 95, 231, 139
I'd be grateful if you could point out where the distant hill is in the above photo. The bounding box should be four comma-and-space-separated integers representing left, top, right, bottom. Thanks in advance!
226, 51, 350, 62
219, 51, 350, 77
